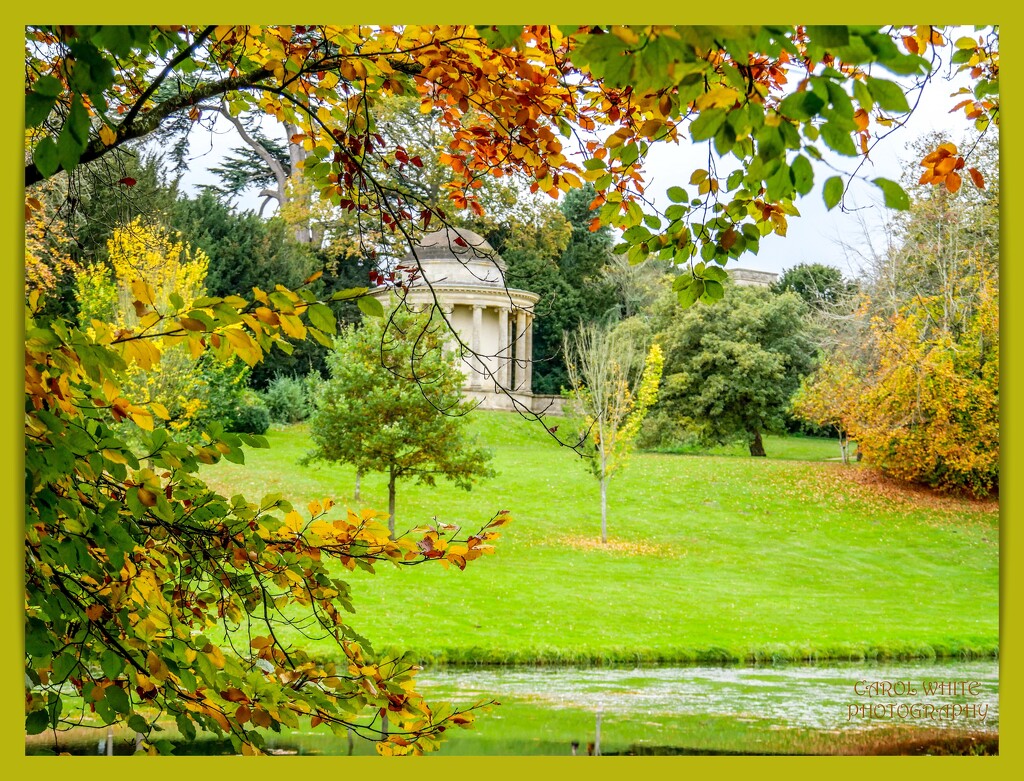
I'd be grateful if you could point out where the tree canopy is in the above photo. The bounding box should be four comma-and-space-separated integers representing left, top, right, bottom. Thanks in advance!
652, 283, 817, 456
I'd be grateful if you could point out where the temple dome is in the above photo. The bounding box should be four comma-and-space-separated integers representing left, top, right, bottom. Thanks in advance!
396, 227, 507, 288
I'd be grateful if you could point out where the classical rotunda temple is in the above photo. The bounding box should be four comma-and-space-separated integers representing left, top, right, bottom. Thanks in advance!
372, 227, 560, 413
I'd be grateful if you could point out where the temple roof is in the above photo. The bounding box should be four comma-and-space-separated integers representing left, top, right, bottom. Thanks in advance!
396, 227, 507, 288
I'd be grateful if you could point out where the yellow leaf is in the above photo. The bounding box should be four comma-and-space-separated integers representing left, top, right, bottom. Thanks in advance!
99, 125, 117, 146
147, 650, 168, 681
284, 510, 305, 535
696, 86, 739, 111
131, 279, 157, 306
150, 402, 170, 420
131, 409, 155, 431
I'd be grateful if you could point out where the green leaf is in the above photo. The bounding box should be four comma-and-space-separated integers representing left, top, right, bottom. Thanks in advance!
823, 176, 844, 210
873, 177, 910, 210
790, 155, 814, 196
26, 710, 49, 735
820, 123, 857, 156
853, 79, 874, 111
128, 714, 150, 733
33, 137, 60, 178
677, 278, 704, 308
331, 286, 369, 301
67, 94, 91, 146
106, 684, 130, 714
701, 279, 725, 302
25, 616, 55, 657
825, 81, 854, 119
667, 186, 687, 203
357, 296, 384, 318
56, 125, 85, 172
690, 109, 727, 142
25, 92, 57, 127
618, 142, 640, 167
307, 303, 336, 334
778, 90, 825, 121
806, 26, 850, 49
865, 77, 910, 114
33, 75, 64, 97
100, 650, 125, 680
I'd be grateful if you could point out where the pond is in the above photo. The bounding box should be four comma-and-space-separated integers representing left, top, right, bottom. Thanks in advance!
29, 659, 998, 756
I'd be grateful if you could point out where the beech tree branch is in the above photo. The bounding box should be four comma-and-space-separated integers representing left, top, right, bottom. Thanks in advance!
25, 67, 272, 186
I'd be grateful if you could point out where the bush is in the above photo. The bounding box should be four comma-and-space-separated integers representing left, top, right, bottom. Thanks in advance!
224, 390, 271, 434
262, 375, 310, 424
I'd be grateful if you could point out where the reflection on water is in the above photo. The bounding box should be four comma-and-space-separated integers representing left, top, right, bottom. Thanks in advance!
26, 659, 998, 756
415, 658, 999, 732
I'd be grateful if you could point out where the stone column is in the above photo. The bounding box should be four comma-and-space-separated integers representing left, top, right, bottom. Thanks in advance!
440, 305, 456, 357
524, 312, 533, 394
514, 309, 527, 392
497, 306, 509, 389
471, 304, 484, 388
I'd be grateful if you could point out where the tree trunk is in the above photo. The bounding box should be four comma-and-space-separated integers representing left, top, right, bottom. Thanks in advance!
387, 465, 396, 540
839, 430, 848, 464
600, 476, 608, 544
749, 429, 766, 457
354, 468, 362, 502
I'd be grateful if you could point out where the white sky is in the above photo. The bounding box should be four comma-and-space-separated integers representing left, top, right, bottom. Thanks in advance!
173, 30, 989, 281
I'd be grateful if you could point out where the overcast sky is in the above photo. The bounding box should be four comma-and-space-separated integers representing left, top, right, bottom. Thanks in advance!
174, 33, 988, 281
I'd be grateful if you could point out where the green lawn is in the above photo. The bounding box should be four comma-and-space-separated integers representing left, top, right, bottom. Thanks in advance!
201, 410, 998, 665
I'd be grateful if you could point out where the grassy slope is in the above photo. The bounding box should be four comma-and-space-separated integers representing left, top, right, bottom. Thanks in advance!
202, 411, 998, 664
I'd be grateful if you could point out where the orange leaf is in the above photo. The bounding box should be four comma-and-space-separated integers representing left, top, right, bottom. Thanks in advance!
934, 156, 957, 176
945, 171, 962, 193
968, 167, 985, 189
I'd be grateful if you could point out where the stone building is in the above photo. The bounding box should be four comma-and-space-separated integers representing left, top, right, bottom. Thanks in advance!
372, 227, 561, 414
728, 268, 779, 287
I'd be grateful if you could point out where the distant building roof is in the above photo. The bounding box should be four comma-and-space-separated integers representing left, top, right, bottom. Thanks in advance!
395, 227, 507, 288
728, 268, 779, 288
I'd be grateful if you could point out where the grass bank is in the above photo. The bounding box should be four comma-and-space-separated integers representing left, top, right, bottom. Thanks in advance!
202, 411, 998, 665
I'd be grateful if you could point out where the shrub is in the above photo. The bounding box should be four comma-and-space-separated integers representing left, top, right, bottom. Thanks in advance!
262, 375, 310, 424
224, 390, 271, 435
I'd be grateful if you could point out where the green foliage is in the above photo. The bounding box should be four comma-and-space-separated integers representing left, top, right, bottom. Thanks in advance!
262, 375, 310, 424
26, 268, 501, 755
772, 263, 857, 310
170, 192, 318, 299
67, 151, 181, 273
305, 303, 495, 536
649, 283, 817, 456
222, 389, 271, 434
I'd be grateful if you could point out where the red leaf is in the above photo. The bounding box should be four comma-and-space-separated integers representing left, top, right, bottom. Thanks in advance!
118, 177, 137, 187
